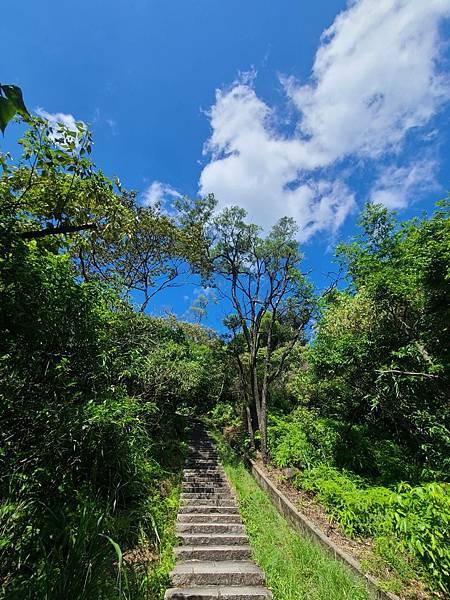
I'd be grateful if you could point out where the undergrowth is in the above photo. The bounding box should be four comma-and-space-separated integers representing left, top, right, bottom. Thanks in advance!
268, 410, 450, 596
212, 432, 370, 600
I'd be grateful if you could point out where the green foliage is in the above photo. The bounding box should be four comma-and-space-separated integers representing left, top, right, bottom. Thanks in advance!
0, 111, 223, 598
387, 482, 450, 593
300, 202, 450, 474
299, 466, 393, 537
209, 402, 242, 431
262, 200, 450, 596
0, 84, 29, 133
296, 466, 450, 593
1, 113, 215, 310
269, 408, 339, 469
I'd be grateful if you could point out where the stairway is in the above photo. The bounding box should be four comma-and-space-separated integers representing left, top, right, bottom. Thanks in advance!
165, 427, 272, 599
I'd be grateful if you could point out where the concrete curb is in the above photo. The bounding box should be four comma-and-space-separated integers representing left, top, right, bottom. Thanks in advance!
249, 459, 400, 600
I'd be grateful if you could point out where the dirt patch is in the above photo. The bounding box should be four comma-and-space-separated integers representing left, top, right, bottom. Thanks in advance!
123, 545, 158, 567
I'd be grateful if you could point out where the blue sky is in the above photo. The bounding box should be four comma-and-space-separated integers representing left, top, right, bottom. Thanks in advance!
3, 0, 450, 328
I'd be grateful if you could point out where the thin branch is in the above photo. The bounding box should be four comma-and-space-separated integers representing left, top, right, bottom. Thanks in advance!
376, 369, 439, 379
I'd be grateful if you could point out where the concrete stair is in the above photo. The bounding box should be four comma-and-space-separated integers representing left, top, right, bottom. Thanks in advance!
165, 427, 272, 600
165, 587, 271, 599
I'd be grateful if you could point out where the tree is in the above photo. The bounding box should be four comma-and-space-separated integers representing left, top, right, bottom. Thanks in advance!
211, 207, 313, 461
1, 113, 215, 308
304, 201, 450, 472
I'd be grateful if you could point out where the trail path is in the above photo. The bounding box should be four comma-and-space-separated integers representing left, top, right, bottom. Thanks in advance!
164, 426, 272, 599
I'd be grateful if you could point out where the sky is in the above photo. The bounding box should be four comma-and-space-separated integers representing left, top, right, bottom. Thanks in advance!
3, 0, 450, 328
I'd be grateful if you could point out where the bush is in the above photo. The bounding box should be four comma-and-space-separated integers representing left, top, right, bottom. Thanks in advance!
299, 465, 393, 537
386, 482, 450, 594
268, 408, 340, 469
210, 402, 242, 431
0, 240, 215, 598
296, 466, 450, 593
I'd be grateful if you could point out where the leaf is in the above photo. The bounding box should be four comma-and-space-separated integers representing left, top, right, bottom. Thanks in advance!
0, 96, 16, 134
102, 534, 123, 569
0, 84, 30, 133
2, 84, 30, 119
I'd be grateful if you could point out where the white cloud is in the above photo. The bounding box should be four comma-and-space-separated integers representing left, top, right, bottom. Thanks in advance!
370, 159, 439, 209
199, 0, 450, 239
36, 108, 85, 132
142, 180, 182, 207
35, 108, 87, 149
289, 0, 450, 162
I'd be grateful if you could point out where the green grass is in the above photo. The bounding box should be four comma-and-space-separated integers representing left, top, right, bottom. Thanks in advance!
145, 482, 181, 599
212, 435, 370, 600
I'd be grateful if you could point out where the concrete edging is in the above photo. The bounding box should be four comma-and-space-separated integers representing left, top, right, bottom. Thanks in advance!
249, 459, 400, 600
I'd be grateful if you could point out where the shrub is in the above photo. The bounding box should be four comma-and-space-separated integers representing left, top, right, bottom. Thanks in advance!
0, 241, 206, 597
386, 482, 450, 594
268, 408, 340, 469
296, 466, 450, 593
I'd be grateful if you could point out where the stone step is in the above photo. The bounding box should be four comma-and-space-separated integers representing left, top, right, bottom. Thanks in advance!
178, 505, 239, 514
167, 427, 272, 600
185, 460, 219, 466
185, 466, 220, 470
183, 473, 225, 480
188, 442, 214, 447
183, 467, 224, 473
176, 522, 245, 535
188, 456, 218, 461
182, 486, 231, 495
177, 533, 249, 546
180, 493, 233, 501
165, 586, 272, 599
171, 560, 265, 587
182, 481, 229, 488
180, 499, 238, 508
183, 479, 227, 486
177, 513, 241, 523
183, 469, 224, 475
181, 487, 232, 495
174, 545, 252, 561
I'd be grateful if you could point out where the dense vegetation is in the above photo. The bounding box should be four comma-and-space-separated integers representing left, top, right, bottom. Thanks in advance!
0, 110, 225, 598
218, 202, 449, 596
1, 91, 449, 599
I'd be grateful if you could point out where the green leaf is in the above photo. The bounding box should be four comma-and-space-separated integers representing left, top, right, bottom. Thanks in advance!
103, 534, 123, 568
2, 84, 30, 119
0, 96, 16, 134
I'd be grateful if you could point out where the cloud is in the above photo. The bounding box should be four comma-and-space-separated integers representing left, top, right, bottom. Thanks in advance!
370, 159, 440, 209
193, 286, 217, 299
106, 118, 118, 135
35, 108, 87, 148
36, 108, 85, 132
142, 180, 182, 207
199, 0, 450, 239
288, 0, 450, 162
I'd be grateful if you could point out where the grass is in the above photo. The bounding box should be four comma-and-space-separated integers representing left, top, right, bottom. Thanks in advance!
145, 481, 181, 599
212, 434, 370, 600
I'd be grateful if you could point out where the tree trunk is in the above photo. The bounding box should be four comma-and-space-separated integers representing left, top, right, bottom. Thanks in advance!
259, 386, 268, 463
246, 405, 255, 449
259, 315, 274, 464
